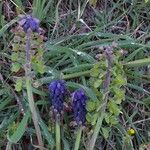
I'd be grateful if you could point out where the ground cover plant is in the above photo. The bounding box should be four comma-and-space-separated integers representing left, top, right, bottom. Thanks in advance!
0, 0, 150, 149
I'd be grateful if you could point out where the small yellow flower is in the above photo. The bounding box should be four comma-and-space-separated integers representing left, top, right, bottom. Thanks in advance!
127, 128, 136, 136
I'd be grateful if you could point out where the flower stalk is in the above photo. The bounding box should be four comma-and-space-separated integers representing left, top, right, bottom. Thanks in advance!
74, 126, 82, 150
88, 47, 113, 150
25, 30, 44, 149
55, 120, 61, 150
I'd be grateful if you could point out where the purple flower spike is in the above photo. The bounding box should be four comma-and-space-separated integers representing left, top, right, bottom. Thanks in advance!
48, 80, 67, 118
72, 89, 87, 125
19, 15, 40, 33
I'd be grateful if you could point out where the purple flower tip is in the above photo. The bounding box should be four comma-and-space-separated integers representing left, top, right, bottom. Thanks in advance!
72, 89, 87, 125
48, 80, 67, 117
19, 15, 40, 33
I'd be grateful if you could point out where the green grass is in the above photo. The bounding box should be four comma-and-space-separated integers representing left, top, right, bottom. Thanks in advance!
0, 0, 150, 149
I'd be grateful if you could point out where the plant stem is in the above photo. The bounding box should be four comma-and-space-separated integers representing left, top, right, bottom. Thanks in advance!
25, 31, 44, 149
6, 142, 12, 150
88, 47, 113, 150
74, 126, 82, 150
55, 120, 61, 150
26, 77, 44, 149
87, 113, 105, 150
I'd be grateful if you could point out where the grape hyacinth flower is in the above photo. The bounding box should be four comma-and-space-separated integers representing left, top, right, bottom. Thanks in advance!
19, 15, 40, 33
72, 89, 87, 125
48, 80, 67, 119
49, 80, 67, 150
72, 89, 87, 150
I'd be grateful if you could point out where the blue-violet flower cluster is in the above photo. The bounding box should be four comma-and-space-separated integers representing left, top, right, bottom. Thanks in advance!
48, 80, 67, 117
19, 15, 40, 33
72, 89, 87, 125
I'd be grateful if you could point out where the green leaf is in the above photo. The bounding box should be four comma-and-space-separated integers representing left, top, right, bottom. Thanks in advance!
0, 112, 19, 131
113, 88, 125, 104
125, 57, 150, 67
102, 127, 109, 139
91, 113, 99, 126
0, 97, 11, 110
94, 79, 102, 88
38, 116, 55, 149
62, 138, 70, 150
46, 45, 96, 63
108, 101, 121, 116
90, 64, 100, 77
0, 18, 18, 38
32, 60, 45, 74
125, 47, 144, 62
7, 111, 30, 143
11, 63, 21, 72
143, 97, 150, 105
145, 0, 150, 4
32, 88, 48, 96
86, 101, 96, 112
0, 89, 7, 96
86, 113, 92, 123
11, 52, 18, 61
127, 83, 150, 95
89, 0, 97, 7
15, 78, 23, 92
104, 113, 110, 124
13, 0, 23, 7
63, 63, 93, 73
109, 116, 118, 125
113, 74, 127, 86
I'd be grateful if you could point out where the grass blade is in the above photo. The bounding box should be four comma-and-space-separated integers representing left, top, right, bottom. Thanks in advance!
7, 111, 30, 143
125, 58, 150, 67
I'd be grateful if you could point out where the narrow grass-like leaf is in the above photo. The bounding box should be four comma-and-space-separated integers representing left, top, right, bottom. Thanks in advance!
125, 57, 150, 67
62, 63, 93, 73
7, 110, 30, 143
0, 18, 18, 38
0, 111, 19, 131
127, 83, 150, 95
62, 138, 70, 150
46, 45, 96, 63
13, 0, 23, 7
38, 116, 55, 149
125, 47, 144, 62
0, 97, 11, 111
32, 88, 48, 96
